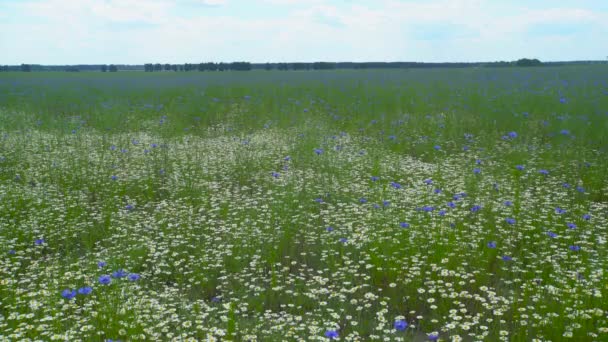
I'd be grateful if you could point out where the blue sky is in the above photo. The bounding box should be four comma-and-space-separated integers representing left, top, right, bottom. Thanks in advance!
0, 0, 606, 64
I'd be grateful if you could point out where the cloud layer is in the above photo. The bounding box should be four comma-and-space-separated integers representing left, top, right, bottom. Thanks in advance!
1, 0, 606, 64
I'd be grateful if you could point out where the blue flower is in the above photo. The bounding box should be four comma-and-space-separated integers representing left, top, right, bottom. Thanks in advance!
447, 201, 456, 208
505, 218, 516, 225
546, 231, 558, 238
326, 226, 334, 232
562, 183, 570, 188
125, 204, 134, 211
504, 200, 513, 206
438, 210, 446, 216
271, 172, 280, 178
111, 175, 118, 181
98, 261, 107, 268
399, 222, 410, 228
390, 182, 402, 189
35, 238, 45, 246
359, 198, 367, 203
582, 214, 591, 220
508, 131, 517, 138
78, 287, 93, 295
434, 188, 442, 194
112, 269, 128, 278
324, 330, 339, 339
487, 241, 497, 248
423, 179, 433, 185
560, 129, 570, 135
394, 319, 408, 331
339, 238, 348, 243
433, 145, 441, 150
475, 159, 482, 165
284, 156, 291, 161
569, 245, 581, 252
61, 289, 77, 300
538, 169, 549, 175
8, 249, 16, 255
559, 97, 567, 104
99, 275, 112, 285
128, 273, 140, 282
516, 165, 525, 171
314, 198, 324, 203
555, 207, 566, 214
576, 186, 585, 193
428, 332, 440, 341
370, 176, 379, 182
383, 200, 390, 207
567, 222, 577, 229
422, 206, 434, 212
314, 148, 324, 155
110, 145, 116, 151
471, 205, 482, 213
473, 168, 481, 174
501, 255, 512, 261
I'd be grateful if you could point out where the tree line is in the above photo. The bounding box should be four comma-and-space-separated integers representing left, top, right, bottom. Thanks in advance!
1, 59, 607, 72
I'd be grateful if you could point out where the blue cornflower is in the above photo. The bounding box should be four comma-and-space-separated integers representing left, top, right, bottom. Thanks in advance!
438, 210, 446, 216
61, 289, 77, 300
99, 275, 112, 285
487, 241, 497, 248
471, 205, 482, 213
326, 226, 334, 232
475, 159, 482, 165
394, 319, 408, 331
370, 176, 379, 182
284, 156, 291, 161
516, 165, 525, 171
447, 201, 456, 208
111, 175, 118, 181
34, 238, 45, 246
125, 204, 134, 211
434, 188, 442, 194
110, 145, 116, 151
373, 203, 380, 209
576, 186, 585, 193
128, 273, 140, 282
339, 238, 347, 243
505, 218, 516, 225
112, 269, 128, 278
546, 231, 558, 238
560, 129, 570, 135
555, 207, 566, 214
504, 200, 513, 206
151, 143, 158, 148
562, 183, 570, 188
569, 245, 581, 251
433, 145, 441, 150
390, 182, 402, 189
559, 97, 567, 104
508, 131, 517, 138
383, 200, 390, 207
473, 168, 481, 174
567, 222, 577, 229
8, 249, 16, 255
359, 198, 367, 203
422, 206, 434, 212
423, 179, 433, 185
324, 330, 339, 339
314, 148, 324, 155
131, 139, 139, 145
399, 222, 410, 228
463, 145, 469, 151
428, 332, 440, 341
78, 287, 93, 295
271, 172, 280, 178
314, 198, 324, 203
502, 255, 513, 261
538, 169, 549, 175
98, 261, 107, 268
211, 296, 221, 303
582, 214, 591, 220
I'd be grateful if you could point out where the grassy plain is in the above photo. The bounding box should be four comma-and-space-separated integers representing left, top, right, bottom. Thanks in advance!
0, 67, 607, 341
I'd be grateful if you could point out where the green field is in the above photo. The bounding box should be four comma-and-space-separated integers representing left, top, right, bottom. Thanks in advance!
1, 67, 607, 341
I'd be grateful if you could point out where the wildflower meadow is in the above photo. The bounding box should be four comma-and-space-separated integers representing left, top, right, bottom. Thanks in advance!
0, 67, 607, 341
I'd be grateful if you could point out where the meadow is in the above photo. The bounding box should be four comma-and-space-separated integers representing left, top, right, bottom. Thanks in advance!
0, 66, 607, 341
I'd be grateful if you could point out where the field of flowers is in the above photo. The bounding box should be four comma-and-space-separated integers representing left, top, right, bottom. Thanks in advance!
0, 67, 607, 341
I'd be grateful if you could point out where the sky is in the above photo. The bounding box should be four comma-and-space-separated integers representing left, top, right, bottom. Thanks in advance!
0, 0, 607, 64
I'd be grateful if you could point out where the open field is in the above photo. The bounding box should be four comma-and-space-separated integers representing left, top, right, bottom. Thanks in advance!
1, 67, 607, 341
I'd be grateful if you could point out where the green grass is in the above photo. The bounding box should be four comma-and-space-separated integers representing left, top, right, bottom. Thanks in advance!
0, 67, 607, 341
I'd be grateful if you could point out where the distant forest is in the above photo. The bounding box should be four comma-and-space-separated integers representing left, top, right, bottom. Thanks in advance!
1, 59, 606, 72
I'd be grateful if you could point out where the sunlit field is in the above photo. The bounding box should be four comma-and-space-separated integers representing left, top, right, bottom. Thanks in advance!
1, 67, 607, 341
